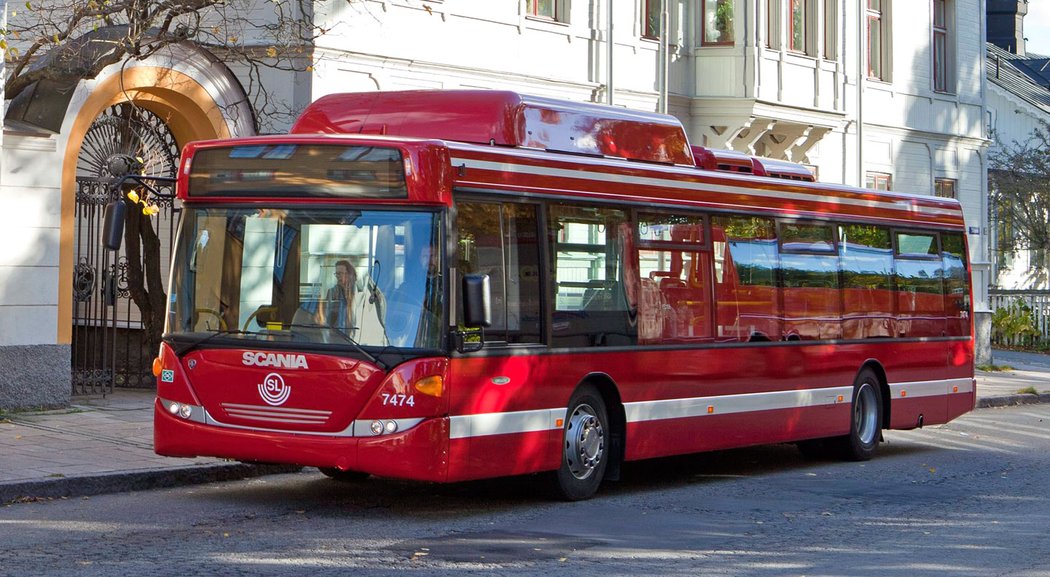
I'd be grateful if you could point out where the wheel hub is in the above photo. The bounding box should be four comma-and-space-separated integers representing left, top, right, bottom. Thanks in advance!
565, 404, 604, 479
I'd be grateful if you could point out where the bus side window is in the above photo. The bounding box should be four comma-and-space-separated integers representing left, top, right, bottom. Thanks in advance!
455, 201, 542, 344
636, 212, 712, 344
549, 204, 637, 347
779, 221, 841, 341
894, 230, 945, 338
941, 232, 970, 337
839, 224, 894, 339
712, 215, 779, 342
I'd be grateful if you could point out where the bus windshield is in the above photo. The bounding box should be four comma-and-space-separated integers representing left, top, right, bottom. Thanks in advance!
167, 207, 443, 351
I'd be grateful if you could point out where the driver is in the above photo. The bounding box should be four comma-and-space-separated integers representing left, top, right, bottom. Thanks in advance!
317, 259, 386, 344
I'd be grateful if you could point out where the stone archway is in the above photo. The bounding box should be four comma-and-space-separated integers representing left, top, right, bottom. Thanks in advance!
58, 44, 254, 392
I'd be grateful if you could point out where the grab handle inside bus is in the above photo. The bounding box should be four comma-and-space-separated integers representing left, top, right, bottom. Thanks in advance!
102, 199, 126, 251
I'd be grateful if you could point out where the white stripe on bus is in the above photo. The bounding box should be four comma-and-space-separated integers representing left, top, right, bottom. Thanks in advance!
889, 377, 973, 399
447, 377, 973, 439
450, 157, 960, 220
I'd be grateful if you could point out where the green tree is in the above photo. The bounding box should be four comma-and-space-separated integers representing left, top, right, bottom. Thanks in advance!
990, 120, 1050, 286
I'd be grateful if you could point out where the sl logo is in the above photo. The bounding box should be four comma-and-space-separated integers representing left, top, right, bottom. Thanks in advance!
258, 372, 291, 406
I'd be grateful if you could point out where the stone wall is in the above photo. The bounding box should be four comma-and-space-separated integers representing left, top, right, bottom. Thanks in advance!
0, 345, 69, 411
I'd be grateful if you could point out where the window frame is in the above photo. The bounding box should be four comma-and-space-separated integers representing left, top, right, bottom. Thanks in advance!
702, 0, 736, 46
934, 178, 957, 199
866, 172, 892, 192
788, 0, 809, 54
932, 0, 953, 93
642, 0, 662, 40
526, 0, 568, 24
866, 0, 887, 81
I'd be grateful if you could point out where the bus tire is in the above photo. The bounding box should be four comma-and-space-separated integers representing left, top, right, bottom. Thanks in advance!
554, 386, 609, 501
834, 369, 883, 461
318, 467, 369, 482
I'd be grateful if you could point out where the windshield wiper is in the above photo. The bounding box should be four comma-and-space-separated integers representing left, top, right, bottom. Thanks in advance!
284, 323, 387, 370
168, 329, 260, 356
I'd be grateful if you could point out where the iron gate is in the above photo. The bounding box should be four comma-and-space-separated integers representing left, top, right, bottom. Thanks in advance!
72, 103, 180, 395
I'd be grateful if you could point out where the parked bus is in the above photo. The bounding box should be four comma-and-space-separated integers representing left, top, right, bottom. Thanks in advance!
146, 90, 975, 500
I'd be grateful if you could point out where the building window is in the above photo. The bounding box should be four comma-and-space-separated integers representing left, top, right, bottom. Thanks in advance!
766, 0, 779, 48
643, 0, 661, 39
867, 0, 887, 80
933, 0, 952, 92
866, 172, 892, 191
789, 0, 808, 53
527, 0, 566, 22
703, 0, 735, 45
935, 178, 956, 198
823, 0, 837, 60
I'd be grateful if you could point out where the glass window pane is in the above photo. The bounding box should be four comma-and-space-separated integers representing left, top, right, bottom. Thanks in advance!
550, 204, 637, 347
781, 222, 835, 252
639, 213, 705, 245
839, 224, 894, 339
712, 216, 779, 341
790, 0, 807, 52
704, 0, 735, 44
456, 201, 542, 344
868, 17, 882, 78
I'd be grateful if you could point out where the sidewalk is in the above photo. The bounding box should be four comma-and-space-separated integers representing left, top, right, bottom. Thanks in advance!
3, 351, 1050, 504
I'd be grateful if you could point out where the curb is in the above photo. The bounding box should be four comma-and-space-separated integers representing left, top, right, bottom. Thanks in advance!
0, 463, 302, 505
976, 393, 1050, 409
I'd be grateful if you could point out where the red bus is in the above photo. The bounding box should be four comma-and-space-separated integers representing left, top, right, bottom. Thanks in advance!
149, 90, 975, 500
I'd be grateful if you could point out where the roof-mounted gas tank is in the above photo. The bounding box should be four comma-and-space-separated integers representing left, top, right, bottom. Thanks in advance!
291, 90, 695, 166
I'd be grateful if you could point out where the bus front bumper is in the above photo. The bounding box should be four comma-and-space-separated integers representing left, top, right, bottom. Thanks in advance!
153, 398, 450, 482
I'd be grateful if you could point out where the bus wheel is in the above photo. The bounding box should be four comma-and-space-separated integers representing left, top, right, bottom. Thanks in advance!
555, 386, 609, 501
318, 467, 369, 482
836, 369, 883, 461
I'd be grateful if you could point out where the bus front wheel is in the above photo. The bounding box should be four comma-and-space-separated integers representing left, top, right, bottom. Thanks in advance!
554, 385, 609, 501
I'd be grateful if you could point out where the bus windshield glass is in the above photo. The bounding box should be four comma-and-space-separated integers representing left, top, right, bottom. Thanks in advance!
168, 207, 442, 351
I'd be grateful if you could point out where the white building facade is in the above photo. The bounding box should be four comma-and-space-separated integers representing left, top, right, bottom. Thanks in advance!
0, 0, 991, 408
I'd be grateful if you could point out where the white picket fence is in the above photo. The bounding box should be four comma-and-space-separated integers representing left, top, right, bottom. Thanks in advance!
989, 290, 1050, 346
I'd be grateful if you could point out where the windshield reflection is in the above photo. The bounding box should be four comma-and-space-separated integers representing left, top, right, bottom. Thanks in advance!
168, 207, 442, 352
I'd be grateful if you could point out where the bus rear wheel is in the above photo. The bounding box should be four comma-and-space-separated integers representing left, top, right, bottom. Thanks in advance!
834, 369, 883, 461
797, 369, 883, 461
554, 386, 609, 501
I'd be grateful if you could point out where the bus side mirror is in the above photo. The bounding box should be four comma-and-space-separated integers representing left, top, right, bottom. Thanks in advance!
462, 274, 492, 328
101, 200, 126, 251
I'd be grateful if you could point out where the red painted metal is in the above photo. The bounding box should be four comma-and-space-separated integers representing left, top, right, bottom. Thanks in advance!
154, 90, 975, 488
291, 90, 695, 165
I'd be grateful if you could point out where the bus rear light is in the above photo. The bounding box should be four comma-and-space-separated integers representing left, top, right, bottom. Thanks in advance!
152, 357, 164, 377
413, 375, 444, 397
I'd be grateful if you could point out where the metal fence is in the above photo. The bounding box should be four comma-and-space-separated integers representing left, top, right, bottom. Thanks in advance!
71, 178, 180, 395
989, 289, 1050, 347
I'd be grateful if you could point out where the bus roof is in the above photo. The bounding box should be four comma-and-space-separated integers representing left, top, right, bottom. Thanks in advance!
291, 90, 695, 166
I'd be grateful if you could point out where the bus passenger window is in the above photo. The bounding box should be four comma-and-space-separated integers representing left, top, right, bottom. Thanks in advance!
711, 215, 779, 342
942, 232, 970, 337
779, 222, 841, 341
894, 231, 944, 338
636, 213, 712, 344
549, 204, 637, 348
455, 201, 542, 344
839, 224, 894, 339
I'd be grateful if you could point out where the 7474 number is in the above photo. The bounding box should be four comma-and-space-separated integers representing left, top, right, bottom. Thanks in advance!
380, 393, 415, 407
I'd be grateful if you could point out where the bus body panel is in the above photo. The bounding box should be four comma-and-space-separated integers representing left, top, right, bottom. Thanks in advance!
152, 90, 976, 493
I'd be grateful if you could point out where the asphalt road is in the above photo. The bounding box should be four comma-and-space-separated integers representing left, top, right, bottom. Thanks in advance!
2, 404, 1049, 577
